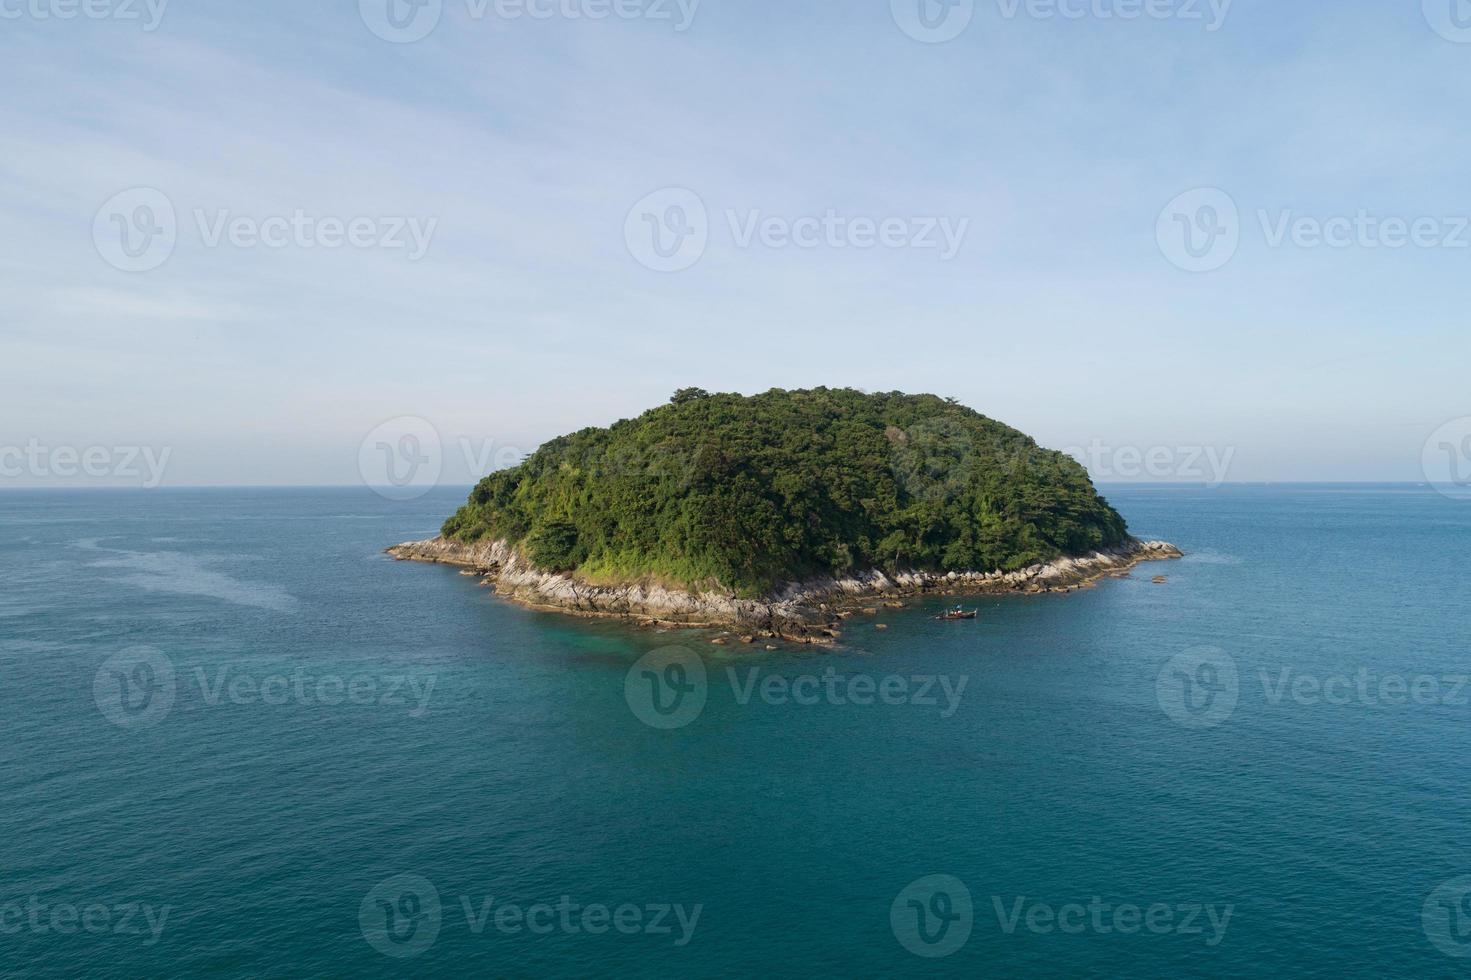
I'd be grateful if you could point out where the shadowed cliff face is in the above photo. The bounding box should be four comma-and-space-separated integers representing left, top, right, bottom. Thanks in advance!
434, 388, 1131, 597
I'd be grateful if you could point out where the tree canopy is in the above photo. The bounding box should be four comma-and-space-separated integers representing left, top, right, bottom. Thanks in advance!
440, 388, 1128, 597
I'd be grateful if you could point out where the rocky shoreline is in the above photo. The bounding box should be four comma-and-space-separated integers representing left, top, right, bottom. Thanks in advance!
386, 536, 1183, 643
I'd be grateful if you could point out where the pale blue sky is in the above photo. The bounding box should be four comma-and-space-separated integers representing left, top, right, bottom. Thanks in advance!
2, 0, 1468, 487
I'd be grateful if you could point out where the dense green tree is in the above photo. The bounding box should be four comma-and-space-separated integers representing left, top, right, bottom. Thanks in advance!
440, 388, 1129, 596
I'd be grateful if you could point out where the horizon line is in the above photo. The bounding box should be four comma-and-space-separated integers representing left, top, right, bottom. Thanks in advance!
0, 481, 1449, 492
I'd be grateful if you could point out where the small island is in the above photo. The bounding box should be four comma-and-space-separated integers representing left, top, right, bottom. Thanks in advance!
389, 388, 1181, 641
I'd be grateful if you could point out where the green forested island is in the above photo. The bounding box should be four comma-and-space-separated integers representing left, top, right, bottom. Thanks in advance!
437, 387, 1131, 598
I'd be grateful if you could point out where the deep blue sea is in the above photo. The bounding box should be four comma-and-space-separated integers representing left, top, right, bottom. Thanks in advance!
3, 484, 1470, 977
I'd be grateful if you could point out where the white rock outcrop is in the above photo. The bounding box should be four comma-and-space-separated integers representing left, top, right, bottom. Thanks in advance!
387, 537, 1183, 643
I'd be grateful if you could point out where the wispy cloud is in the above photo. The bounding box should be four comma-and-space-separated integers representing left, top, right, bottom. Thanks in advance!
1, 0, 1466, 484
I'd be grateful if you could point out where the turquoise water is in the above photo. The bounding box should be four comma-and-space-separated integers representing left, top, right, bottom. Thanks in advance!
3, 485, 1470, 977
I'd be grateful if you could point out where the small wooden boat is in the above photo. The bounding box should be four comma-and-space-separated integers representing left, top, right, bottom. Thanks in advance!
935, 605, 978, 621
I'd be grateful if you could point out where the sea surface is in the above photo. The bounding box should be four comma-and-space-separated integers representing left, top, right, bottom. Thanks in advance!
2, 484, 1469, 977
